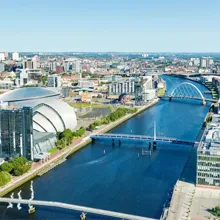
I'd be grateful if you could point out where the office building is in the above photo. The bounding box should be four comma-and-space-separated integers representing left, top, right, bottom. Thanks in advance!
197, 114, 220, 187
15, 69, 29, 87
108, 80, 135, 95
47, 75, 61, 88
142, 89, 156, 101
56, 66, 64, 74
0, 78, 13, 90
0, 62, 5, 72
12, 52, 19, 61
63, 62, 70, 72
0, 53, 5, 61
200, 57, 214, 68
50, 62, 57, 72
23, 59, 38, 69
4, 51, 8, 59
0, 107, 33, 160
61, 87, 70, 98
103, 75, 122, 82
78, 80, 94, 88
190, 58, 200, 66
73, 60, 81, 73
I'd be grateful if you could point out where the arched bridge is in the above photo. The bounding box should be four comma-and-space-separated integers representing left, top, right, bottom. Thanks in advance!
159, 82, 217, 104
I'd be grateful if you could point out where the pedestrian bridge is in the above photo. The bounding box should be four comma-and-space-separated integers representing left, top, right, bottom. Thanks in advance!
0, 197, 156, 220
91, 133, 195, 146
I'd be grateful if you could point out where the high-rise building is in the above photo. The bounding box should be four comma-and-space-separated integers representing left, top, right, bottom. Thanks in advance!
12, 52, 19, 61
108, 80, 135, 95
4, 51, 8, 58
63, 62, 70, 72
73, 60, 81, 73
50, 62, 57, 72
200, 57, 214, 68
62, 87, 70, 98
56, 66, 64, 74
190, 58, 200, 66
0, 62, 5, 72
0, 107, 33, 160
23, 59, 37, 69
0, 53, 5, 61
47, 74, 61, 88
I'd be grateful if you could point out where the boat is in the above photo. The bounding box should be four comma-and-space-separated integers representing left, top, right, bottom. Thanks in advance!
28, 206, 35, 214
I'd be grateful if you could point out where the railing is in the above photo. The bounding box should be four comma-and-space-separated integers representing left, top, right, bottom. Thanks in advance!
91, 133, 195, 145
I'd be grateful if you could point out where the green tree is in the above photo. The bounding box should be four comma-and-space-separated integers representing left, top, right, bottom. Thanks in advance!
13, 163, 32, 176
0, 171, 11, 187
56, 139, 65, 149
0, 162, 13, 173
10, 156, 27, 169
89, 124, 96, 130
41, 76, 48, 86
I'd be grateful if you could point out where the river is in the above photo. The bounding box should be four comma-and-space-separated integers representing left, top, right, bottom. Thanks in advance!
0, 76, 212, 219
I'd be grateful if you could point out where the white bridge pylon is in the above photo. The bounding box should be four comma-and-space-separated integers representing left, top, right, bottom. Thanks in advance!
154, 121, 156, 141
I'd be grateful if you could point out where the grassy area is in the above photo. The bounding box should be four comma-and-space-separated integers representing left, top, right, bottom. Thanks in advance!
157, 88, 165, 96
48, 147, 57, 154
69, 102, 114, 112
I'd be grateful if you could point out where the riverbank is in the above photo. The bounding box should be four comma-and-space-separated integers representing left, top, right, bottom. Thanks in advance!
0, 99, 159, 197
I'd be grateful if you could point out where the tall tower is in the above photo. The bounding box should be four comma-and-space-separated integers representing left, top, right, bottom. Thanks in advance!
135, 77, 142, 105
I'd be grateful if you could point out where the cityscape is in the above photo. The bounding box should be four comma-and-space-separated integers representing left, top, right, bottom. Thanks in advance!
1, 1, 220, 220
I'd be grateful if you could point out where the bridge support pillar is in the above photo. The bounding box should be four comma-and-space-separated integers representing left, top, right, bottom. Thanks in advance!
118, 140, 121, 146
112, 139, 115, 146
202, 100, 206, 105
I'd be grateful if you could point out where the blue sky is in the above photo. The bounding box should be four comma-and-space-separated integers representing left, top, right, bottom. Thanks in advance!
1, 0, 220, 52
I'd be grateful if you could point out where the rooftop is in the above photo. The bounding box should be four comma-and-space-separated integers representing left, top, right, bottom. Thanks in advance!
0, 87, 60, 102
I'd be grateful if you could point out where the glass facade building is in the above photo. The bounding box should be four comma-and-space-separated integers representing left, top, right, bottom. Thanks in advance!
0, 107, 33, 160
197, 149, 220, 187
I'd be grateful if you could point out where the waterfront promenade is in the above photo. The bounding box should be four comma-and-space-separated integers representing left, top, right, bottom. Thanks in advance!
0, 99, 159, 197
165, 181, 195, 220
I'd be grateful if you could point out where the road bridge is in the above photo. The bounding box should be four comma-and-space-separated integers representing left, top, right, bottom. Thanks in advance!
159, 82, 217, 104
0, 198, 156, 220
160, 95, 217, 103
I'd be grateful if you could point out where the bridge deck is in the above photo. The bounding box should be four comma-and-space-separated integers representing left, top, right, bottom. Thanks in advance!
91, 133, 195, 145
0, 198, 155, 220
160, 95, 217, 102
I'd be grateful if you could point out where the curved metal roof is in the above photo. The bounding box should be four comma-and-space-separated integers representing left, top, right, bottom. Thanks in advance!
33, 100, 77, 132
0, 87, 60, 102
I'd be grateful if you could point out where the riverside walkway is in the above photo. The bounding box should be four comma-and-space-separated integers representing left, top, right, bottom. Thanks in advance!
91, 133, 195, 146
0, 198, 156, 220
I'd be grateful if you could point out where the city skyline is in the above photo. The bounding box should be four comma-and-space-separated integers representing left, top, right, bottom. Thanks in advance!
1, 0, 220, 53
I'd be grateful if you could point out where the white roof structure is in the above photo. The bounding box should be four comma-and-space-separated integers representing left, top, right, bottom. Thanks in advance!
33, 100, 77, 132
